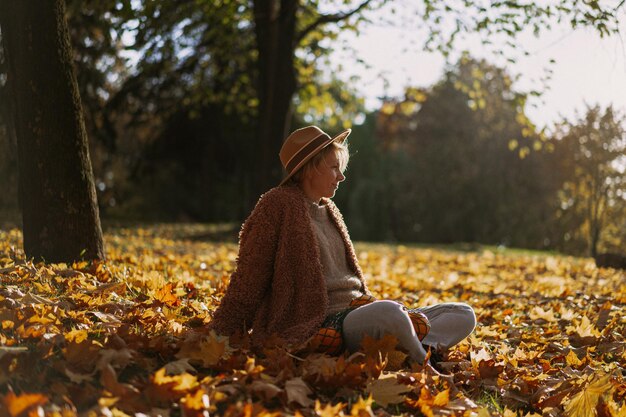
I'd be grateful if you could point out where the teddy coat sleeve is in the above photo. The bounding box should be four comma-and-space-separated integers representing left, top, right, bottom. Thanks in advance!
208, 192, 280, 337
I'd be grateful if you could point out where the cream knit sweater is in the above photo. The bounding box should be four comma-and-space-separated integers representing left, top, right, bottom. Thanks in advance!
308, 201, 364, 315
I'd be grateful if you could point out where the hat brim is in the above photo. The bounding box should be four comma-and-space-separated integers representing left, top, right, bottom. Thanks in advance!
279, 128, 351, 186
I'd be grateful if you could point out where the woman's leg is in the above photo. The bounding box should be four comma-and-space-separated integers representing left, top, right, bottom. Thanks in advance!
417, 303, 476, 350
342, 300, 428, 363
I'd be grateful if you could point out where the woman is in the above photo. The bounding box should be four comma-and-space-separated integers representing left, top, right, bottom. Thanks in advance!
209, 125, 476, 367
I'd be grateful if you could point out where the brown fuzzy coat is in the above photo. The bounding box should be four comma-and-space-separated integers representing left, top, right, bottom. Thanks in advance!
209, 184, 371, 347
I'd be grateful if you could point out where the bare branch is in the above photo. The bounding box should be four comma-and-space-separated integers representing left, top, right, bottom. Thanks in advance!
296, 0, 374, 44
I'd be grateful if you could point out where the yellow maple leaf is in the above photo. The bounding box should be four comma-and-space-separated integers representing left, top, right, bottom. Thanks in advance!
152, 368, 198, 393
563, 374, 613, 417
180, 388, 210, 412
565, 350, 583, 367
176, 330, 231, 367
566, 316, 601, 338
529, 306, 556, 322
433, 389, 449, 407
349, 395, 374, 417
607, 399, 626, 417
64, 329, 89, 343
315, 400, 345, 417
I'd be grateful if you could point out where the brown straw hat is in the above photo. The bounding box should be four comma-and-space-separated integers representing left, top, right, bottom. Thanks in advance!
279, 125, 351, 185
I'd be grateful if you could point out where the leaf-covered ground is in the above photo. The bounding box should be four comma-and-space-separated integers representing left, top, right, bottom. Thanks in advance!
1, 224, 625, 417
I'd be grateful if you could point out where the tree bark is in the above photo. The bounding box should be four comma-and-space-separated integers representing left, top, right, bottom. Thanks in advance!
0, 0, 105, 263
252, 0, 298, 201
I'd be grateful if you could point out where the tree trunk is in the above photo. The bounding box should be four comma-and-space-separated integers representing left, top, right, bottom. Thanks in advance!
0, 0, 105, 263
252, 0, 298, 202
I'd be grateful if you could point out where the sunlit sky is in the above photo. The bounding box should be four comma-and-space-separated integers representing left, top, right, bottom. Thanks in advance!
330, 6, 626, 131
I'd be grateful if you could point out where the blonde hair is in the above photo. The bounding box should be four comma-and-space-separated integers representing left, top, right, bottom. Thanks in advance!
289, 140, 349, 184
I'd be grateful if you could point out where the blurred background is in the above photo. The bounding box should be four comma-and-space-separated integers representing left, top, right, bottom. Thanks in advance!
1, 0, 625, 257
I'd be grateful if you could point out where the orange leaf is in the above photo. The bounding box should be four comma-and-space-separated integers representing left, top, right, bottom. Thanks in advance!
360, 333, 399, 357
154, 282, 181, 306
3, 392, 48, 417
181, 389, 211, 412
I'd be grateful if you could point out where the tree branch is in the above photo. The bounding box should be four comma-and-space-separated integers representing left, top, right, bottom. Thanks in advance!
296, 0, 374, 44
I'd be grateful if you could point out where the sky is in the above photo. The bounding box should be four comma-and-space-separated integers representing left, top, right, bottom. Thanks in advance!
331, 6, 626, 131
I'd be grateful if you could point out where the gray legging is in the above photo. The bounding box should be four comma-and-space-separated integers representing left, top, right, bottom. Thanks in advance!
342, 300, 476, 364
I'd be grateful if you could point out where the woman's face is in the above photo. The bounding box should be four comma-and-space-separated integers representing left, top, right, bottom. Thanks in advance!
303, 150, 346, 202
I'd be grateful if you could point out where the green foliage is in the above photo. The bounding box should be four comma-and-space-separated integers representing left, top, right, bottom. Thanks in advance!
421, 0, 623, 57
552, 105, 626, 256
341, 57, 566, 249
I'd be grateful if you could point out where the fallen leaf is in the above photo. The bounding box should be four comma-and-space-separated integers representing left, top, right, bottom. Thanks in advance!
285, 377, 314, 407
100, 363, 140, 398
315, 400, 346, 417
3, 392, 48, 417
366, 373, 411, 407
163, 358, 196, 375
349, 395, 374, 417
250, 380, 283, 402
180, 389, 211, 413
176, 330, 231, 367
563, 374, 613, 417
565, 350, 583, 367
154, 282, 181, 307
566, 316, 601, 338
433, 389, 450, 407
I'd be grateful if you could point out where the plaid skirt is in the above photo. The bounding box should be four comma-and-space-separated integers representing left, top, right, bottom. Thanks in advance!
311, 295, 431, 355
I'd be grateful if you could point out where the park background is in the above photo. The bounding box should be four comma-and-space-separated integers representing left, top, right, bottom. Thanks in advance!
2, 2, 626, 416
1, 0, 625, 257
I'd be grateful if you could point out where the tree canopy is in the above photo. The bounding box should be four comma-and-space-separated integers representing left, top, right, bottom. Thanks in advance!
0, 0, 624, 255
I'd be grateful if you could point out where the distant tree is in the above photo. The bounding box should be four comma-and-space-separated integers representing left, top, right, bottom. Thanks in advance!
553, 106, 626, 257
371, 57, 562, 247
0, 0, 105, 262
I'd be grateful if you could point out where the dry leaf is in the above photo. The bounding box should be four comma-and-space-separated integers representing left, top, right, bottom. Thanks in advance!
163, 358, 196, 375
250, 380, 283, 402
315, 400, 346, 417
349, 395, 374, 417
366, 373, 411, 407
3, 392, 48, 417
154, 282, 182, 307
176, 330, 231, 367
285, 377, 313, 407
564, 374, 613, 417
2, 226, 626, 416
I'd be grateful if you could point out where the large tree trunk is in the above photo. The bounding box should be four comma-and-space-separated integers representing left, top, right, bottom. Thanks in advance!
0, 0, 105, 263
252, 0, 298, 201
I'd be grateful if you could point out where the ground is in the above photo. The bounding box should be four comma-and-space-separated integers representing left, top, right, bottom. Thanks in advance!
1, 224, 625, 417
